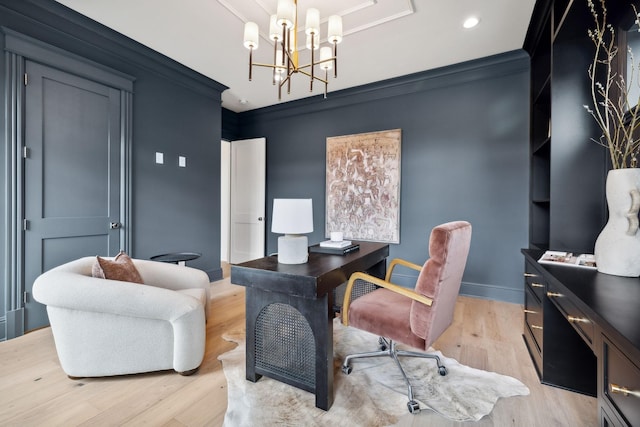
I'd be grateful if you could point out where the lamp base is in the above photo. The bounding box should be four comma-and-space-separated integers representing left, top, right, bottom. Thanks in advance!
277, 235, 309, 264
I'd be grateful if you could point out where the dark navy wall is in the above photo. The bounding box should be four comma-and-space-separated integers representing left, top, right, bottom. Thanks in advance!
131, 72, 222, 273
0, 0, 226, 306
222, 108, 242, 142
232, 51, 530, 303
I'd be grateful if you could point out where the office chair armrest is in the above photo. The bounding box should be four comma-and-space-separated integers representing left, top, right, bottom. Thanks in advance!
342, 271, 433, 326
385, 258, 423, 281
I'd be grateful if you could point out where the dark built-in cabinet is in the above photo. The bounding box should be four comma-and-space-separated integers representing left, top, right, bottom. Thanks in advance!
522, 253, 597, 396
524, 1, 640, 425
527, 0, 553, 250
524, 0, 606, 253
523, 250, 640, 427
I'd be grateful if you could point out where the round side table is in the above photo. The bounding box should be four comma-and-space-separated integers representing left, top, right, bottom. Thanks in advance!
150, 252, 201, 266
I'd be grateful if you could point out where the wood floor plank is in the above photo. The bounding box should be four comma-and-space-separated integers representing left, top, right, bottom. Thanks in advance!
0, 271, 597, 426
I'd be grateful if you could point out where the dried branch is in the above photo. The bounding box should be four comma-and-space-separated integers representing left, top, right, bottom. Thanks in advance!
585, 0, 640, 168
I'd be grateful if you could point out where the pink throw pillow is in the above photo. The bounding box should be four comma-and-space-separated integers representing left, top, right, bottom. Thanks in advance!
92, 251, 144, 284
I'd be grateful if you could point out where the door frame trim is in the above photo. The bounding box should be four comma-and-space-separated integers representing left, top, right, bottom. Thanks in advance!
2, 30, 133, 339
3, 50, 26, 340
3, 28, 135, 91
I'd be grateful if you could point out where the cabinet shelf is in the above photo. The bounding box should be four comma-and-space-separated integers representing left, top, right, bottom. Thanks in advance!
533, 137, 551, 155
552, 0, 574, 41
529, 242, 549, 251
533, 76, 551, 106
528, 2, 552, 250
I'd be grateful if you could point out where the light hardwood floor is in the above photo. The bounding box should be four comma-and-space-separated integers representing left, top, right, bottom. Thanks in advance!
0, 272, 597, 426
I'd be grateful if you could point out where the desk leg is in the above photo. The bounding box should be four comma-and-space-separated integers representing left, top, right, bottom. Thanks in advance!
308, 294, 334, 410
245, 289, 261, 382
366, 259, 387, 279
243, 286, 335, 410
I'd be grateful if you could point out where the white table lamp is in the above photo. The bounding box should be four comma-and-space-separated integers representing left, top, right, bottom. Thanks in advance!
271, 198, 313, 264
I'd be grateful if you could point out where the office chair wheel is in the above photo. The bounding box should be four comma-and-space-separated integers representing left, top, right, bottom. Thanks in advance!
407, 400, 421, 414
438, 366, 448, 376
342, 365, 352, 375
378, 337, 387, 351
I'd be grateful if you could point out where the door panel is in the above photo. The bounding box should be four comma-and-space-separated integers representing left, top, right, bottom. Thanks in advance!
42, 77, 109, 218
230, 138, 266, 264
43, 236, 108, 272
23, 61, 122, 331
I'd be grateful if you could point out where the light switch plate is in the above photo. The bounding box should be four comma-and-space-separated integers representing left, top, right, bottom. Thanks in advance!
155, 152, 164, 164
179, 156, 186, 167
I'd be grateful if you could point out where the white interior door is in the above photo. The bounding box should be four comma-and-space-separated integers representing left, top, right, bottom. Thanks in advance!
229, 138, 266, 264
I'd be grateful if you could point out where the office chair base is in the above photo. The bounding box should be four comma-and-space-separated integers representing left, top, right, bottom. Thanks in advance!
342, 338, 447, 414
407, 400, 420, 414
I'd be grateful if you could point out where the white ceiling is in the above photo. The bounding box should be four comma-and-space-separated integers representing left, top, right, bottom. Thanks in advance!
54, 0, 536, 113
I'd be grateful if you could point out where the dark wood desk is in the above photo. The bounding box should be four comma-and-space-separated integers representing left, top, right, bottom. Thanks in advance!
522, 250, 640, 426
231, 241, 389, 410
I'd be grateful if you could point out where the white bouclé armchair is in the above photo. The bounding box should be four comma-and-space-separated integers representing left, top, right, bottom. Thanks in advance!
32, 256, 210, 378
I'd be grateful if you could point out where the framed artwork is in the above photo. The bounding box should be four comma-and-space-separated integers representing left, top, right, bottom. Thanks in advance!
325, 129, 401, 244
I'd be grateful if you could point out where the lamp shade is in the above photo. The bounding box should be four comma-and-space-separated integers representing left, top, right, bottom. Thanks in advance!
320, 46, 333, 70
269, 15, 280, 41
271, 199, 313, 234
243, 22, 259, 49
327, 15, 343, 44
289, 28, 296, 53
276, 0, 295, 29
274, 51, 285, 81
305, 8, 320, 35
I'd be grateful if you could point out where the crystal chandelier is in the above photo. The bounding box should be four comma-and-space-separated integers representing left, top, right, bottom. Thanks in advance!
243, 0, 343, 100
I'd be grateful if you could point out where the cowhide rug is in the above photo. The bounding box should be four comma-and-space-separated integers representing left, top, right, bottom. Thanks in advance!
219, 318, 529, 426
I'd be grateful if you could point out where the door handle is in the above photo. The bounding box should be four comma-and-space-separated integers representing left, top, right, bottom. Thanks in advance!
258, 217, 263, 221
110, 221, 122, 229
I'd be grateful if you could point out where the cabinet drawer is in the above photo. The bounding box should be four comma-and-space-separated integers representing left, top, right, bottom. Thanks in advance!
524, 286, 543, 352
524, 261, 546, 301
546, 282, 594, 347
603, 338, 640, 426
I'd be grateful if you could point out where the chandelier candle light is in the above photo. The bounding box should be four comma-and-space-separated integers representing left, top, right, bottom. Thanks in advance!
243, 0, 343, 100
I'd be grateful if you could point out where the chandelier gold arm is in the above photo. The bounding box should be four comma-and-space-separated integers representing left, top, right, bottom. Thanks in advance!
296, 56, 336, 71
252, 62, 287, 69
296, 69, 328, 85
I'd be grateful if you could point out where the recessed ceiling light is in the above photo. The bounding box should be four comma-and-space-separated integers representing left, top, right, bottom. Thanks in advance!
463, 16, 480, 29
239, 98, 248, 105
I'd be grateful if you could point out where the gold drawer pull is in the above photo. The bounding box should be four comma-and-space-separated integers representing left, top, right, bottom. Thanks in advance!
531, 283, 544, 288
547, 291, 563, 298
524, 309, 537, 314
568, 315, 589, 324
610, 383, 640, 398
524, 273, 538, 278
530, 325, 543, 330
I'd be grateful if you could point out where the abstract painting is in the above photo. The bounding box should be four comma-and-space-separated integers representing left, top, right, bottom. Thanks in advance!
325, 129, 401, 243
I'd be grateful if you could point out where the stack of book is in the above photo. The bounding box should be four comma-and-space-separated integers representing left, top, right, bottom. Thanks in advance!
309, 240, 360, 255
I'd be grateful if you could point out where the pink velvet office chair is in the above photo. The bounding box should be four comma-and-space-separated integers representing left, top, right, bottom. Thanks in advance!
341, 221, 472, 414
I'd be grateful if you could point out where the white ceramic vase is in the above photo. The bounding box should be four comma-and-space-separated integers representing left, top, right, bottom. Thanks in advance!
594, 168, 640, 277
